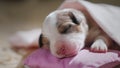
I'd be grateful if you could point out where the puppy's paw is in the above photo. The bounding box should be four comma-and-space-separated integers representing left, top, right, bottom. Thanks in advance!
90, 39, 108, 53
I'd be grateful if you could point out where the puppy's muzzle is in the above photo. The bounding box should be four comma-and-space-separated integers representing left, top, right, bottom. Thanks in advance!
54, 39, 80, 58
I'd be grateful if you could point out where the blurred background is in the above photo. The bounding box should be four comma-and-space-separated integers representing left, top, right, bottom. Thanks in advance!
0, 0, 119, 68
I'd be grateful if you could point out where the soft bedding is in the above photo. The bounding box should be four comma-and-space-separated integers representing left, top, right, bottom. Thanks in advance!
24, 48, 120, 68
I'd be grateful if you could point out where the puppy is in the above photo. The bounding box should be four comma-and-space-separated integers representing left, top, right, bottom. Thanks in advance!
39, 9, 119, 58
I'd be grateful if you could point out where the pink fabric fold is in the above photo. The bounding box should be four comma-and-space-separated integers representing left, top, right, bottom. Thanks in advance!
24, 48, 120, 68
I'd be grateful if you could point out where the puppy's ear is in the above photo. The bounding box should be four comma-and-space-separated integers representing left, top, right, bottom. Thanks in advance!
39, 34, 49, 48
68, 12, 81, 25
39, 34, 43, 47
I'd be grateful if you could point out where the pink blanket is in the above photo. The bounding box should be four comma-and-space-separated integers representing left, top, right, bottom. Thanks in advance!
24, 48, 120, 68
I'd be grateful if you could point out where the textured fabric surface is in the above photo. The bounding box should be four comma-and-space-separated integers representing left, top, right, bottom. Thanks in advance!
24, 48, 120, 68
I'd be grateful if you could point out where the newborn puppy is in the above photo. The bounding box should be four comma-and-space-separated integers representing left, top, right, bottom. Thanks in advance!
39, 9, 118, 58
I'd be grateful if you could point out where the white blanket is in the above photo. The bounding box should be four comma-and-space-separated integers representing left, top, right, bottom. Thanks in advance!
79, 1, 120, 45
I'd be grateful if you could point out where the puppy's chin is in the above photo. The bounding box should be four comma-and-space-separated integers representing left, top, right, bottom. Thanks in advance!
52, 51, 78, 58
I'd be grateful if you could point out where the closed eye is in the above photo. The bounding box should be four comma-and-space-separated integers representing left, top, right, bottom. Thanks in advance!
61, 24, 72, 34
69, 12, 80, 25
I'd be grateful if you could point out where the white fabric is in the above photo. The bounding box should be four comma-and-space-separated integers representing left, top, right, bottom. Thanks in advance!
79, 1, 120, 45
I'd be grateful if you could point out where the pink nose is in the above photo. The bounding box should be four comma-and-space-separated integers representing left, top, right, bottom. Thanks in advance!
57, 45, 66, 55
55, 41, 78, 57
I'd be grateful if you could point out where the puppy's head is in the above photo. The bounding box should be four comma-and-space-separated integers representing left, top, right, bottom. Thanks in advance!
39, 9, 88, 58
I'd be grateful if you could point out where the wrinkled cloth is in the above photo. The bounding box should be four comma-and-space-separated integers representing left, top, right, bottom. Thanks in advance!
79, 1, 120, 45
24, 48, 120, 68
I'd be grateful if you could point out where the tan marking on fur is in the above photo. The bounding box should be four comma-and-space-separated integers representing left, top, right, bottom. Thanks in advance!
56, 12, 81, 34
85, 22, 120, 50
42, 35, 49, 49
